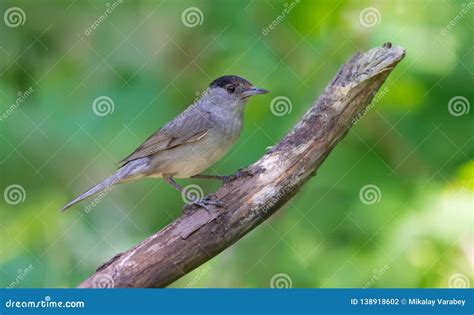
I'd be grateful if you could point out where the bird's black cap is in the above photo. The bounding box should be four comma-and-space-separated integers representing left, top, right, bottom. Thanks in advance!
209, 75, 252, 88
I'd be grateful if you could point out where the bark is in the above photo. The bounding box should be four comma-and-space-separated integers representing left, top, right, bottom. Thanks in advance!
79, 43, 405, 288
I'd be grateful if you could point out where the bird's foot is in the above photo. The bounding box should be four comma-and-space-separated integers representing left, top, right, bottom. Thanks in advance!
184, 194, 224, 214
221, 168, 257, 184
196, 195, 224, 208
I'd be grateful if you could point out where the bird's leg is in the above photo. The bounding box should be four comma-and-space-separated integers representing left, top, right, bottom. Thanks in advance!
164, 176, 223, 211
192, 168, 257, 184
191, 174, 228, 182
163, 175, 185, 192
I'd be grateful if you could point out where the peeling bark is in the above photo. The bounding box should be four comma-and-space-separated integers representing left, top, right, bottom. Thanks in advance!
79, 43, 405, 288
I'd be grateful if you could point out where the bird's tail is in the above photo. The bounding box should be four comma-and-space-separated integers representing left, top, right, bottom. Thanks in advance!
59, 172, 122, 212
59, 160, 148, 212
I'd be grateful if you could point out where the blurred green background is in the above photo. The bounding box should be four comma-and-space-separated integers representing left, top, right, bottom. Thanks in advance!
0, 0, 472, 288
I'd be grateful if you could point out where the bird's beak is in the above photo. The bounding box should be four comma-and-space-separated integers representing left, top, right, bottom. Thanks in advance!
242, 87, 269, 97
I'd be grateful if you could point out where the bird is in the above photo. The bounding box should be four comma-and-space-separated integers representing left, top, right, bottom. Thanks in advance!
60, 75, 269, 211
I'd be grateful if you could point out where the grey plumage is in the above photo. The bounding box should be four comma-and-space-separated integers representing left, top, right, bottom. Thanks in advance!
59, 158, 149, 211
60, 75, 268, 211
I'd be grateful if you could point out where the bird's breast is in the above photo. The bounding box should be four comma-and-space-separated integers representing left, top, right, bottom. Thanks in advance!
150, 125, 242, 178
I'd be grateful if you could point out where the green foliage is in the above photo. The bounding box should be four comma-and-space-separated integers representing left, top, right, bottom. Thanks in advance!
0, 0, 472, 288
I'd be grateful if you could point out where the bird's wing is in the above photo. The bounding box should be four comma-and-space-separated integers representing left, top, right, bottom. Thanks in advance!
118, 108, 212, 166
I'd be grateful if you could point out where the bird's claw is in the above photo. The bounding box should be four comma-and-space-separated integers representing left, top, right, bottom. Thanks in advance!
185, 194, 224, 214
200, 195, 224, 207
221, 168, 256, 184
220, 175, 234, 184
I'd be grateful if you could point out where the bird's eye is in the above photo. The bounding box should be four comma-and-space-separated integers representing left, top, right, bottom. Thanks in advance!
226, 84, 236, 93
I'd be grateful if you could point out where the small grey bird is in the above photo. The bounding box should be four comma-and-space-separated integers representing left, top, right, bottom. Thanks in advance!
60, 75, 268, 211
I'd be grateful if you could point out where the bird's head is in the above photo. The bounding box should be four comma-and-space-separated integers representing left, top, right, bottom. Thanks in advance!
202, 75, 269, 110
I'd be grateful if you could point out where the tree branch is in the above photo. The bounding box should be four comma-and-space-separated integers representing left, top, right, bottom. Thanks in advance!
78, 43, 405, 288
